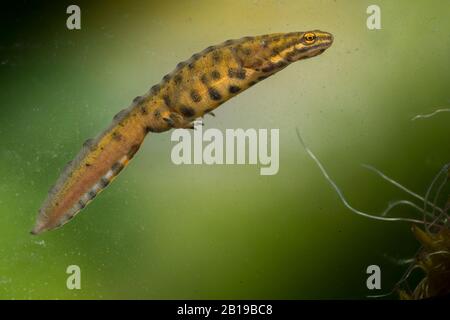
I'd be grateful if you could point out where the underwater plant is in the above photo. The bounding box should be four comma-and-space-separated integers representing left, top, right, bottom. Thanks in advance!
296, 108, 450, 299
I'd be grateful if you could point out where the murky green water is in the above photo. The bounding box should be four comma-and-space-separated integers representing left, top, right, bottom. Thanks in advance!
0, 0, 449, 299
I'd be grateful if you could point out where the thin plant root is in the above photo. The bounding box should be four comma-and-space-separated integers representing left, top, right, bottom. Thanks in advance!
411, 108, 450, 121
296, 128, 430, 225
296, 127, 450, 299
362, 164, 444, 216
423, 164, 450, 231
382, 254, 415, 266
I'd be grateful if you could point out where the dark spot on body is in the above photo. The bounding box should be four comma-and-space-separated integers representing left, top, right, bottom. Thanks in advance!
200, 74, 209, 84
258, 75, 270, 81
262, 64, 275, 73
163, 74, 171, 82
128, 144, 140, 158
224, 39, 234, 45
208, 87, 222, 101
133, 96, 144, 104
111, 162, 124, 174
249, 81, 257, 86
177, 61, 186, 69
83, 138, 94, 149
180, 106, 196, 118
78, 200, 85, 209
190, 90, 202, 103
211, 70, 221, 80
140, 106, 148, 115
263, 61, 288, 73
204, 46, 215, 53
277, 61, 288, 68
212, 50, 221, 62
241, 47, 251, 55
228, 68, 246, 79
113, 109, 128, 121
150, 84, 160, 94
163, 95, 171, 108
237, 69, 246, 79
112, 131, 122, 141
228, 47, 243, 65
88, 191, 97, 200
229, 85, 241, 94
85, 163, 91, 167
286, 40, 298, 50
252, 59, 263, 68
100, 177, 110, 188
174, 74, 183, 85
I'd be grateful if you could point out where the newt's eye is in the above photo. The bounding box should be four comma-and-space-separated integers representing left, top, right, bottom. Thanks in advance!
304, 32, 316, 44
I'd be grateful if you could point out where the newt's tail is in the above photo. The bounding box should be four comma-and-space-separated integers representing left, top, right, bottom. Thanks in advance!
31, 108, 146, 235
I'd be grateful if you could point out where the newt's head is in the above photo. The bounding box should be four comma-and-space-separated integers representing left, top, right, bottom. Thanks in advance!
238, 30, 333, 74
269, 30, 334, 63
290, 30, 334, 60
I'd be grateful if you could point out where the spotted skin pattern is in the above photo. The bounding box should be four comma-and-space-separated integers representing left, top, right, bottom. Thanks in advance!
31, 31, 333, 234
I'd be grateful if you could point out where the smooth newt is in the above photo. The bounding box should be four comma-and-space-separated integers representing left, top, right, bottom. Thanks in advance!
31, 30, 334, 234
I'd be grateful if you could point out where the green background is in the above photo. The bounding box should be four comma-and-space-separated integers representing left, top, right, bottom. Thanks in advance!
0, 0, 449, 299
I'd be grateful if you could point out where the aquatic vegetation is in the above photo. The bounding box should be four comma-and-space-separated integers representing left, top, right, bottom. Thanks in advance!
296, 113, 450, 299
411, 108, 450, 121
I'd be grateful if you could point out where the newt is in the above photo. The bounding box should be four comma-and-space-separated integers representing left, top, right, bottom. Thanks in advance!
31, 30, 334, 234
